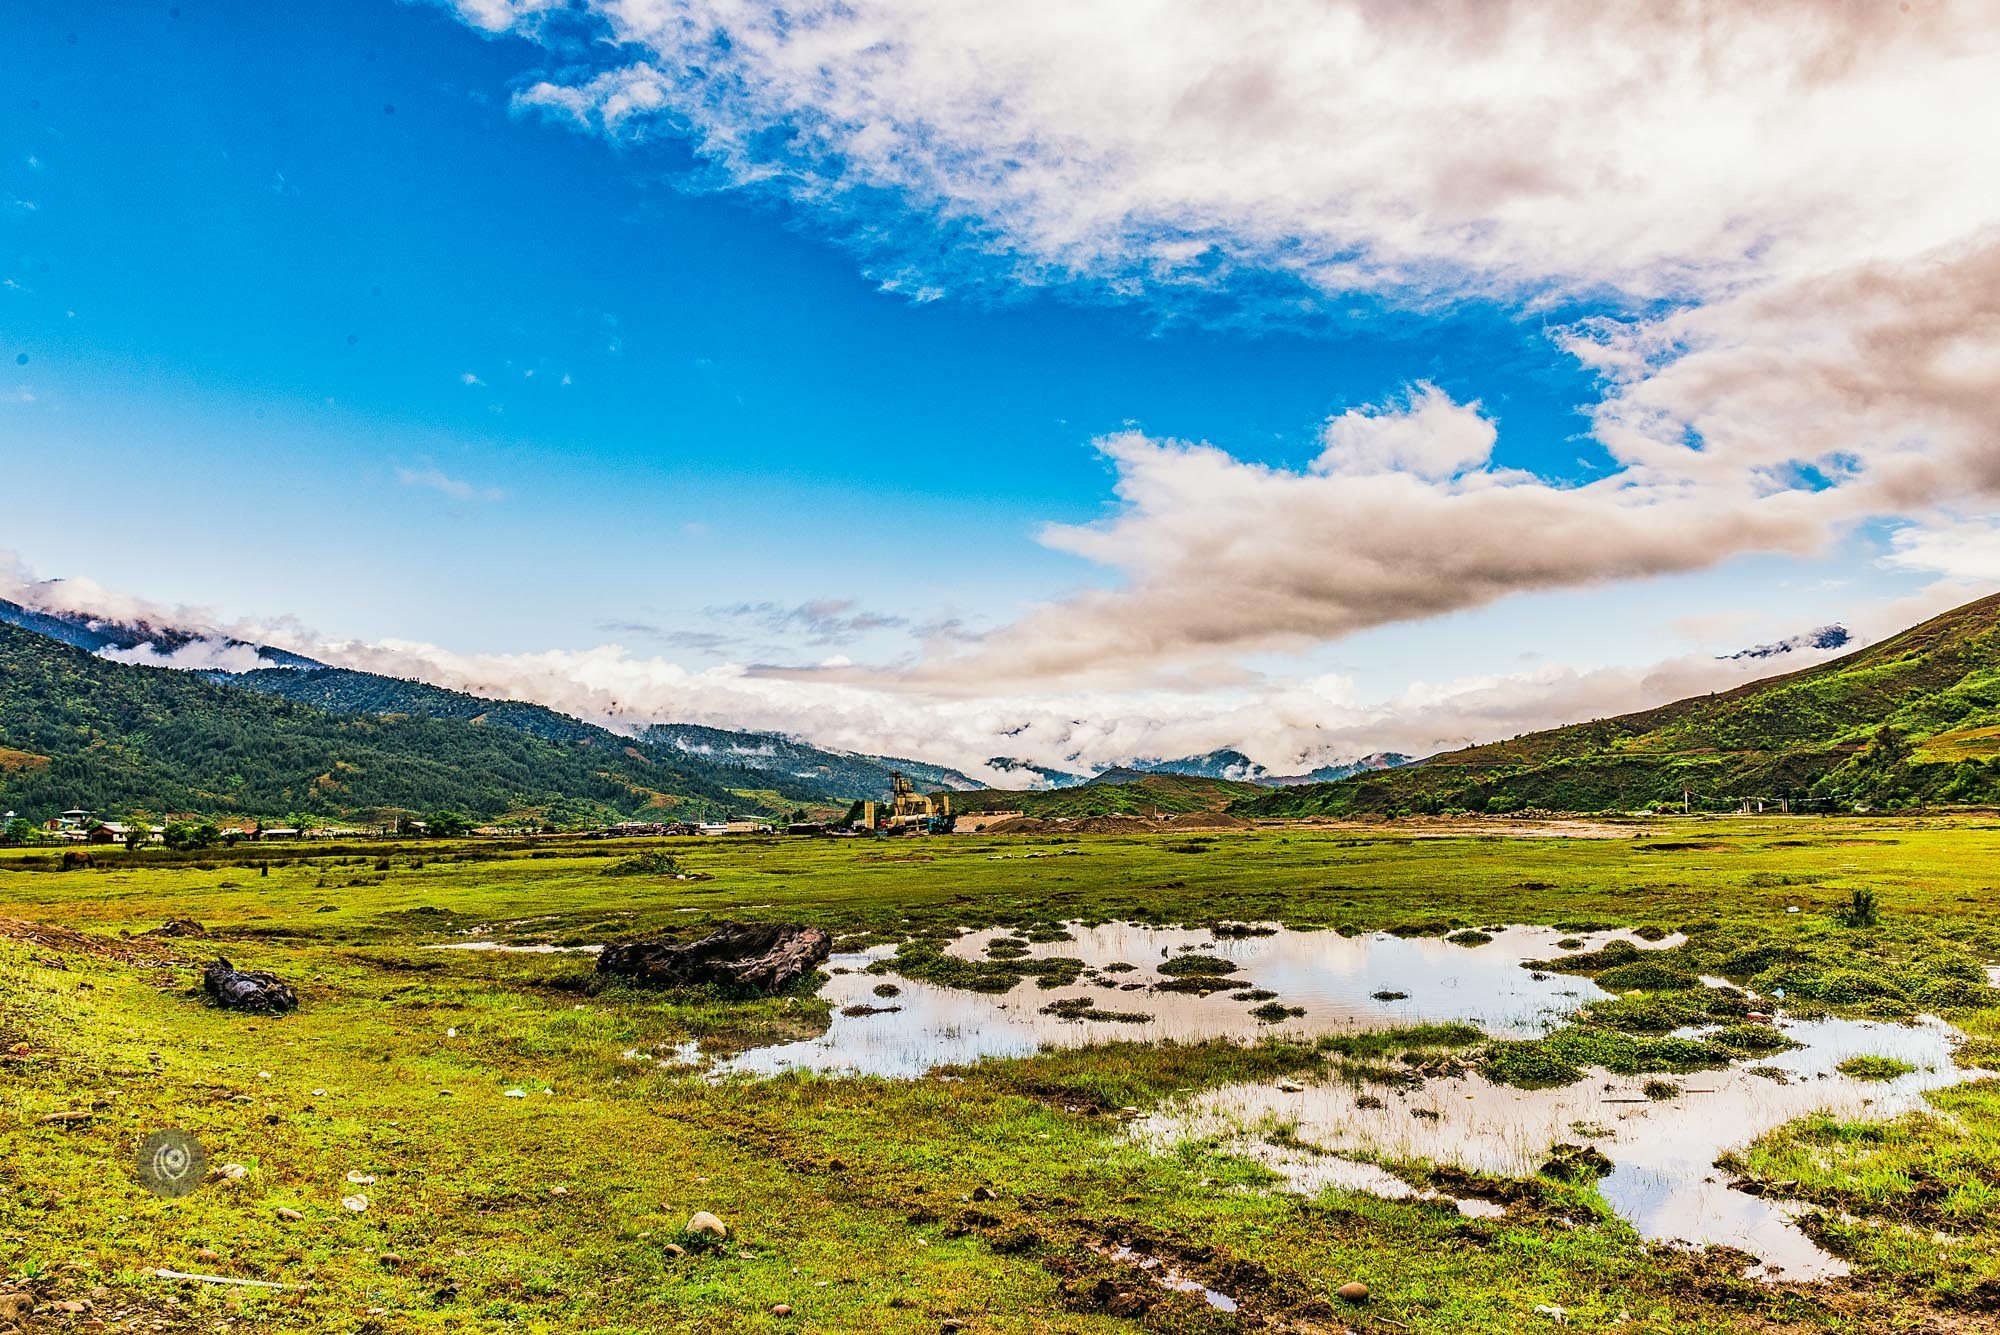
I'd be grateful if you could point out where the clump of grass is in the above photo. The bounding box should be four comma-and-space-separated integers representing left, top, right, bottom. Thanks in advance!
1484, 1027, 1736, 1090
1838, 1055, 1918, 1081
1371, 989, 1409, 1001
892, 938, 1084, 993
1040, 996, 1150, 1023
1250, 1001, 1306, 1023
601, 850, 684, 877
1632, 925, 1671, 942
1596, 959, 1700, 992
1642, 1079, 1680, 1101
1446, 929, 1494, 947
1156, 955, 1239, 978
1838, 888, 1881, 929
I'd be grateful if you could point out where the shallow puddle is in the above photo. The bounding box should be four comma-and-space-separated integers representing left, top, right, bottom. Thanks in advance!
719, 923, 1667, 1078
705, 919, 1988, 1280
1137, 1013, 1976, 1280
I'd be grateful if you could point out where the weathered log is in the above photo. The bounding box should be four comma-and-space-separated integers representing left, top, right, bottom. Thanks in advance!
202, 957, 299, 1014
597, 922, 831, 993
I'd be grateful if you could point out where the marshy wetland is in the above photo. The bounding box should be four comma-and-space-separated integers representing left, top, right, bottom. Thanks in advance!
7, 816, 2000, 1332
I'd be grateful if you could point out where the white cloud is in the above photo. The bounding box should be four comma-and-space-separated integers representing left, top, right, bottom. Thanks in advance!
469, 1, 1999, 309
395, 465, 505, 503
881, 388, 1826, 687
1885, 519, 2000, 583
460, 371, 485, 386
446, 0, 2000, 685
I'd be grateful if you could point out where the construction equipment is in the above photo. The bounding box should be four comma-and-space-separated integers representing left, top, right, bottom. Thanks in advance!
885, 773, 951, 833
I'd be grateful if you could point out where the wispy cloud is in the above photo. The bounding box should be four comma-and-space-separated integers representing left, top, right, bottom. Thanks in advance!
460, 371, 484, 387
395, 465, 505, 503
710, 598, 908, 646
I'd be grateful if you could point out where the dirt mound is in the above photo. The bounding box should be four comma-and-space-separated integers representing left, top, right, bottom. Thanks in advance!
1166, 812, 1252, 830
0, 917, 178, 965
599, 921, 832, 993
1071, 816, 1161, 835
981, 817, 1062, 835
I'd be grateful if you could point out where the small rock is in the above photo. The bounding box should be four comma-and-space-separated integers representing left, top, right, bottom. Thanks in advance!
549, 1185, 569, 1196
276, 1207, 303, 1221
941, 1322, 966, 1334
1276, 1080, 1303, 1094
346, 1171, 376, 1185
770, 1304, 793, 1317
196, 1248, 220, 1263
1534, 1304, 1570, 1324
379, 1253, 404, 1267
503, 1089, 526, 1099
969, 1185, 997, 1202
663, 1243, 686, 1257
342, 1194, 369, 1212
216, 1163, 249, 1181
686, 1211, 728, 1238
1336, 1281, 1369, 1302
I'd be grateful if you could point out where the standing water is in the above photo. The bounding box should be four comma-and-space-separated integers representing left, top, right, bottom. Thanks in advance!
698, 921, 1982, 1279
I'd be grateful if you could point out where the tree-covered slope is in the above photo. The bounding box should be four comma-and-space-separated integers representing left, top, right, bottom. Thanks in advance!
0, 623, 752, 823
638, 724, 981, 800
948, 769, 1269, 817
1242, 593, 2000, 816
228, 670, 978, 804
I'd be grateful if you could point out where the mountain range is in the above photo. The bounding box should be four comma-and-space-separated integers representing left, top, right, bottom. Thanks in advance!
11, 584, 1982, 825
1244, 594, 2000, 817
0, 599, 980, 822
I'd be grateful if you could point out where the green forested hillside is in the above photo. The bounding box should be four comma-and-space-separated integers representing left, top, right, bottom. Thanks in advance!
0, 624, 752, 823
1243, 594, 2000, 817
948, 769, 1269, 817
230, 669, 978, 802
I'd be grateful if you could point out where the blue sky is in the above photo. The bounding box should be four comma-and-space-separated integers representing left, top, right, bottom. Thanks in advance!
2, 2, 1992, 775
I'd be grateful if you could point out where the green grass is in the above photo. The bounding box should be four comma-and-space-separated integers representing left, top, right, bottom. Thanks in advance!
6, 816, 2000, 1330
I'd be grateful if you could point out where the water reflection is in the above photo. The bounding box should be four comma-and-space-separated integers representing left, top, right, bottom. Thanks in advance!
720, 924, 1666, 1078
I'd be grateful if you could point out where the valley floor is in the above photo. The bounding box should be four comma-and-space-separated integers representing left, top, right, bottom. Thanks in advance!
5, 817, 2000, 1333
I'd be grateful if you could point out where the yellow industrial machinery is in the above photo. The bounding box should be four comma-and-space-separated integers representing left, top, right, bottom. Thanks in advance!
887, 773, 950, 831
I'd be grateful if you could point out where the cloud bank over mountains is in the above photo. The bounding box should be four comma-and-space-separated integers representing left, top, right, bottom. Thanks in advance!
2, 550, 1887, 786
442, 0, 2000, 685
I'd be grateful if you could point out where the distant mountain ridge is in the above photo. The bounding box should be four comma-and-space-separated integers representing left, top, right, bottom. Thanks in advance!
0, 620, 752, 823
949, 769, 1269, 818
0, 598, 979, 807
1725, 624, 1852, 661
1242, 594, 2000, 817
0, 596, 323, 668
1134, 748, 1410, 785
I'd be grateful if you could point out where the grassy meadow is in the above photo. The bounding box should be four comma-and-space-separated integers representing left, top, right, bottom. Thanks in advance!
5, 816, 2000, 1332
